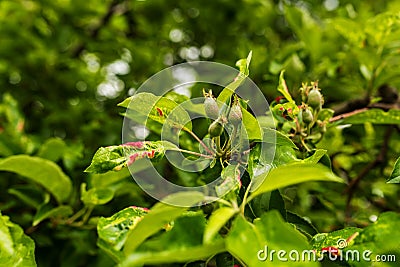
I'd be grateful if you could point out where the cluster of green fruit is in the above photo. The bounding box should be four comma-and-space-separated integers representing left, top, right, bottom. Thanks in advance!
272, 82, 333, 152
203, 90, 243, 163
204, 90, 242, 138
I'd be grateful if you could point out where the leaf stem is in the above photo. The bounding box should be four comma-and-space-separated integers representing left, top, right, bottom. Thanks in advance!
215, 136, 224, 156
183, 126, 214, 156
82, 205, 94, 224
65, 207, 87, 224
203, 196, 232, 207
240, 180, 253, 214
175, 148, 215, 159
301, 138, 311, 152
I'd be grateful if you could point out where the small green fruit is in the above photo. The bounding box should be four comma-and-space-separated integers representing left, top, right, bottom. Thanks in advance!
204, 97, 219, 119
208, 119, 224, 137
301, 107, 313, 124
307, 88, 323, 109
228, 104, 242, 125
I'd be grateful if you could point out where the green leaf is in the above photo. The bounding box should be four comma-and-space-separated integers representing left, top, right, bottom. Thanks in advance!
97, 238, 124, 263
37, 137, 67, 162
123, 192, 204, 255
215, 165, 241, 199
203, 207, 237, 244
272, 145, 299, 166
0, 155, 72, 203
311, 227, 361, 252
226, 211, 317, 266
0, 212, 36, 267
80, 183, 114, 206
263, 128, 297, 149
90, 168, 131, 188
164, 91, 190, 104
248, 143, 275, 181
236, 50, 252, 76
338, 109, 400, 124
387, 156, 400, 183
225, 215, 262, 267
217, 52, 252, 104
277, 70, 294, 103
118, 92, 191, 130
0, 214, 14, 257
303, 149, 327, 164
139, 212, 206, 250
250, 189, 286, 219
85, 141, 174, 174
255, 211, 318, 266
241, 106, 262, 140
249, 163, 344, 202
346, 212, 400, 266
120, 213, 211, 266
286, 211, 318, 238
121, 241, 225, 267
33, 204, 73, 226
98, 207, 148, 252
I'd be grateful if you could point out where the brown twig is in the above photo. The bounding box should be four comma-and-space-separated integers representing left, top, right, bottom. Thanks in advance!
329, 103, 400, 123
329, 108, 369, 123
344, 126, 394, 223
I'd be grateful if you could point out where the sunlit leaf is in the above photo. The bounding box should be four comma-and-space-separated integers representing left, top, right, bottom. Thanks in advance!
203, 207, 237, 244
85, 141, 177, 174
121, 241, 225, 267
123, 192, 204, 254
80, 183, 114, 206
387, 156, 400, 183
0, 212, 36, 267
345, 212, 400, 265
0, 155, 72, 203
37, 138, 67, 162
262, 127, 297, 149
240, 106, 262, 140
98, 207, 148, 252
249, 163, 345, 201
311, 227, 361, 252
277, 70, 294, 103
226, 211, 317, 266
303, 149, 327, 164
217, 51, 252, 103
118, 92, 192, 130
215, 165, 241, 199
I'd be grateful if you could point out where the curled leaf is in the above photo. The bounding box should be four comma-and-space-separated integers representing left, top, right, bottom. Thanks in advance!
85, 141, 171, 174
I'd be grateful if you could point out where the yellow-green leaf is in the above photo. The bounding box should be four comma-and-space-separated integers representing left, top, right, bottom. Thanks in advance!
0, 155, 72, 203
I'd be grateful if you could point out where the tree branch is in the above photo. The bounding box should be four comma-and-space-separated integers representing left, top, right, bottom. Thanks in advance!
329, 108, 369, 123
